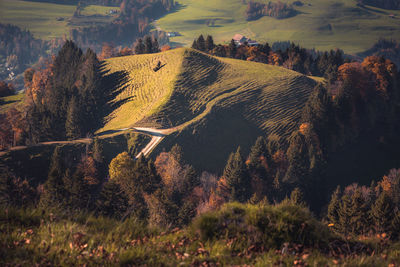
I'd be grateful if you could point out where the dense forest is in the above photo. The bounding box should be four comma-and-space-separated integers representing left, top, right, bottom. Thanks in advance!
361, 39, 400, 67
245, 1, 297, 21
70, 0, 174, 48
0, 41, 127, 148
0, 24, 47, 81
358, 0, 400, 10
192, 34, 344, 77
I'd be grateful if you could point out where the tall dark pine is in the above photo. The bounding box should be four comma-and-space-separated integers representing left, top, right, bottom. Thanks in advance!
135, 38, 145, 54
205, 35, 215, 52
80, 48, 103, 133
228, 39, 237, 58
371, 191, 395, 234
222, 147, 251, 202
191, 39, 198, 50
39, 146, 65, 208
65, 96, 81, 140
152, 38, 160, 53
327, 186, 341, 231
97, 181, 128, 219
284, 131, 310, 186
197, 35, 206, 52
144, 36, 153, 54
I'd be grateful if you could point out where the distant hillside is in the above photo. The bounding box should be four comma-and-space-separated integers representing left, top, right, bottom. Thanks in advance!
156, 0, 400, 54
103, 48, 317, 171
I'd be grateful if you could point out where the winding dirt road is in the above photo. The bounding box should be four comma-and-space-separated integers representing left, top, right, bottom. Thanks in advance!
0, 128, 168, 158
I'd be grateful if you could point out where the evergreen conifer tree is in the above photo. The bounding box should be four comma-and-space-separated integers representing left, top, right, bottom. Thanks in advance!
338, 194, 352, 236
349, 188, 369, 235
144, 36, 153, 54
152, 38, 160, 53
135, 38, 145, 54
228, 39, 237, 58
290, 187, 304, 206
39, 146, 66, 208
205, 35, 215, 52
97, 181, 128, 218
371, 191, 395, 234
327, 186, 341, 231
65, 96, 81, 140
197, 35, 206, 51
222, 147, 250, 202
191, 39, 198, 50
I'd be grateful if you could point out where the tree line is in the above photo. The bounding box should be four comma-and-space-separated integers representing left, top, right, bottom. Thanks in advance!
0, 24, 47, 81
358, 0, 400, 10
191, 34, 344, 77
0, 40, 127, 149
70, 0, 174, 49
245, 1, 297, 21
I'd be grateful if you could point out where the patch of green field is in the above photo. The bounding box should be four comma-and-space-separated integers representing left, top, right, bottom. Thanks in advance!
156, 0, 400, 54
0, 93, 24, 114
103, 48, 316, 171
0, 0, 76, 39
80, 5, 119, 16
0, 0, 119, 40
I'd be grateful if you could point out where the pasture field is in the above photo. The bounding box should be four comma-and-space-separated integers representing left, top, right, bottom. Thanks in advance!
156, 0, 400, 54
0, 93, 24, 114
103, 48, 316, 171
0, 0, 119, 40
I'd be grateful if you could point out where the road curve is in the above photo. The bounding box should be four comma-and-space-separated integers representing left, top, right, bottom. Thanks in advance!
0, 128, 168, 159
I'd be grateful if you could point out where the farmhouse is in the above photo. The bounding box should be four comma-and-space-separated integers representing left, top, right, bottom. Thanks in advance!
232, 34, 259, 46
167, 32, 180, 37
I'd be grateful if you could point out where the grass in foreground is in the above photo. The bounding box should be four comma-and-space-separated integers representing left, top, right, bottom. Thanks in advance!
1, 202, 399, 266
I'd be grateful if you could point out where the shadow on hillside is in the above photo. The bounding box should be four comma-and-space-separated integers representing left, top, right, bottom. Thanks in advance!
98, 65, 134, 128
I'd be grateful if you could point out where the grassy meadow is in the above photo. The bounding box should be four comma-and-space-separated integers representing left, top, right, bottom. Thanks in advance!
0, 93, 24, 114
0, 0, 119, 40
2, 202, 400, 266
157, 0, 400, 54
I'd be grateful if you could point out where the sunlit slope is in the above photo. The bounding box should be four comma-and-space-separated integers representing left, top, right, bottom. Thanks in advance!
100, 48, 185, 132
102, 48, 316, 139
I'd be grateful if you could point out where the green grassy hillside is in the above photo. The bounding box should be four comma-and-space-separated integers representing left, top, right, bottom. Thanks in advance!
0, 0, 118, 40
156, 0, 400, 54
103, 48, 317, 172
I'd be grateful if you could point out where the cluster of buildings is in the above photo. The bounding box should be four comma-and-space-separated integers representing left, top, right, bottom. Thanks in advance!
232, 34, 259, 47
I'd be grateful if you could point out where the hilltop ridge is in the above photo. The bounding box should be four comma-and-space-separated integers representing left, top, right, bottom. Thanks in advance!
101, 48, 318, 171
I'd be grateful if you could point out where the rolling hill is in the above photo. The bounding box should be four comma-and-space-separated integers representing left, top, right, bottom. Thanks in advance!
156, 0, 400, 54
102, 48, 317, 171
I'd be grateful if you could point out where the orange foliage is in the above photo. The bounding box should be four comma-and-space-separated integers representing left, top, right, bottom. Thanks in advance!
154, 151, 183, 190
161, 45, 171, 52
99, 44, 116, 60
379, 175, 392, 193
361, 56, 396, 94
119, 47, 133, 56
26, 67, 52, 105
299, 123, 310, 135
337, 62, 373, 99
268, 52, 282, 65
78, 155, 99, 185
